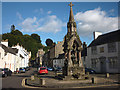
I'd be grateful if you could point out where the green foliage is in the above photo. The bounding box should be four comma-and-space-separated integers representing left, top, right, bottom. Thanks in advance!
31, 33, 41, 43
2, 30, 43, 59
43, 46, 50, 53
11, 29, 23, 36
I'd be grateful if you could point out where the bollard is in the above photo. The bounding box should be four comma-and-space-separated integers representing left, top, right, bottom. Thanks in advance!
106, 73, 109, 78
31, 75, 34, 80
92, 78, 94, 83
91, 77, 98, 84
39, 79, 45, 85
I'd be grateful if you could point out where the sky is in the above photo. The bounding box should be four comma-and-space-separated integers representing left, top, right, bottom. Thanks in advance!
2, 2, 118, 46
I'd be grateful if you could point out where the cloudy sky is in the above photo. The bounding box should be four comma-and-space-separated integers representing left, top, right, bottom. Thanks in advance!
2, 2, 118, 45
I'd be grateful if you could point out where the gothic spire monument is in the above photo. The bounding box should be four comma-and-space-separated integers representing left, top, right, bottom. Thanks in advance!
63, 2, 85, 79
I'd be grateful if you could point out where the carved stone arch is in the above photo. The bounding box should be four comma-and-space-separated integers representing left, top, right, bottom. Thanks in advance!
68, 36, 82, 50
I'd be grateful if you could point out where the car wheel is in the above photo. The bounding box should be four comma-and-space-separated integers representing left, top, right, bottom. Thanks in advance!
10, 73, 11, 76
4, 74, 7, 77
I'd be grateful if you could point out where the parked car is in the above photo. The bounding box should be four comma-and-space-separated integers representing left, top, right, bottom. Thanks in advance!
55, 67, 62, 73
85, 68, 96, 74
38, 67, 48, 74
19, 67, 26, 73
0, 68, 3, 76
47, 67, 53, 71
2, 68, 12, 77
56, 67, 62, 71
25, 66, 30, 71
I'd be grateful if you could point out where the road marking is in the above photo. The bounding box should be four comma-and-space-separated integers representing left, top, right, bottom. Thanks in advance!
22, 78, 39, 88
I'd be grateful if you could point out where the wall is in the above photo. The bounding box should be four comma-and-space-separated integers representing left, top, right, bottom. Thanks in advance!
0, 46, 5, 68
87, 42, 119, 73
55, 41, 64, 58
53, 59, 65, 68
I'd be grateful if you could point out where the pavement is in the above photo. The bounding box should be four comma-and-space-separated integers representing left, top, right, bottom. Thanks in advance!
22, 70, 120, 89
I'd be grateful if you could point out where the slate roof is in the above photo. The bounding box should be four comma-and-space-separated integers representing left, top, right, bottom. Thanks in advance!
88, 30, 120, 47
0, 44, 18, 55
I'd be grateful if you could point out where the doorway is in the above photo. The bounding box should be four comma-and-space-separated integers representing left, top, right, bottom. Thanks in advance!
99, 57, 106, 73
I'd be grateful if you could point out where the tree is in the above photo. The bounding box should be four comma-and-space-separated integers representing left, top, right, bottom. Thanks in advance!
2, 33, 17, 47
2, 27, 44, 59
11, 30, 23, 36
31, 34, 41, 43
43, 46, 50, 53
45, 38, 53, 47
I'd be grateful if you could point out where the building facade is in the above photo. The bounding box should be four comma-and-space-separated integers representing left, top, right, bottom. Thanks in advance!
0, 40, 30, 72
0, 40, 18, 72
47, 41, 64, 68
36, 49, 45, 66
53, 54, 65, 68
87, 30, 120, 73
12, 44, 30, 68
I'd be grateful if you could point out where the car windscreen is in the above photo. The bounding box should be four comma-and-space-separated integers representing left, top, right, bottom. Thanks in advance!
40, 68, 46, 70
3, 68, 8, 71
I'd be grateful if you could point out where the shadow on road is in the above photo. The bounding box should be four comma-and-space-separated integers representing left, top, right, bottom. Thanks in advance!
38, 75, 55, 79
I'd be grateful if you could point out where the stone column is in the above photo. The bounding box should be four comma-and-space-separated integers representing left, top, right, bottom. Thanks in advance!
79, 51, 83, 67
68, 50, 71, 66
67, 50, 73, 76
75, 51, 77, 62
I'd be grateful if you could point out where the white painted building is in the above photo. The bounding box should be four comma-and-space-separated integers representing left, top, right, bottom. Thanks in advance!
0, 41, 18, 72
86, 30, 120, 73
0, 40, 30, 72
53, 54, 65, 68
12, 44, 29, 68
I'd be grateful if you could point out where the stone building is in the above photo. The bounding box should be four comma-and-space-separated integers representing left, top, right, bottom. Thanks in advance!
36, 49, 45, 66
87, 30, 120, 73
62, 2, 85, 79
46, 41, 64, 68
42, 51, 50, 67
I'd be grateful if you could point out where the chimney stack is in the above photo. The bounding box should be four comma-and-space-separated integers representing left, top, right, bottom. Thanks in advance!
93, 31, 102, 40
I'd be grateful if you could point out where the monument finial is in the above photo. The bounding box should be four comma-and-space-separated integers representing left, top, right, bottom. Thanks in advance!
68, 2, 74, 22
69, 2, 74, 8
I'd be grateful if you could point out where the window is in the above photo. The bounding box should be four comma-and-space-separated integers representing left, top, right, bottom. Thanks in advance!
108, 42, 116, 53
59, 60, 61, 63
108, 57, 118, 69
100, 47, 104, 53
91, 46, 97, 55
91, 58, 97, 68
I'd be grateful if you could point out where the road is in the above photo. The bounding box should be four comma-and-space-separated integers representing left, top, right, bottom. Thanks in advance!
2, 68, 36, 89
1, 68, 119, 90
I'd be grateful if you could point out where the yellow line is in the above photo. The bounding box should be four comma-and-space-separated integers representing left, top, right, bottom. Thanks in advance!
21, 78, 39, 88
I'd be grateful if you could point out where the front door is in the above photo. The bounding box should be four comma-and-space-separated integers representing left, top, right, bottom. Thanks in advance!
100, 57, 106, 73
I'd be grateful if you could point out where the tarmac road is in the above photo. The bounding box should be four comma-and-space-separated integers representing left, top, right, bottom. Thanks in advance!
2, 68, 36, 89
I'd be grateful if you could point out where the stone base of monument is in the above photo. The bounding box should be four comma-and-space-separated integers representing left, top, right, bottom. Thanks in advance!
61, 66, 89, 80
57, 74, 90, 81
